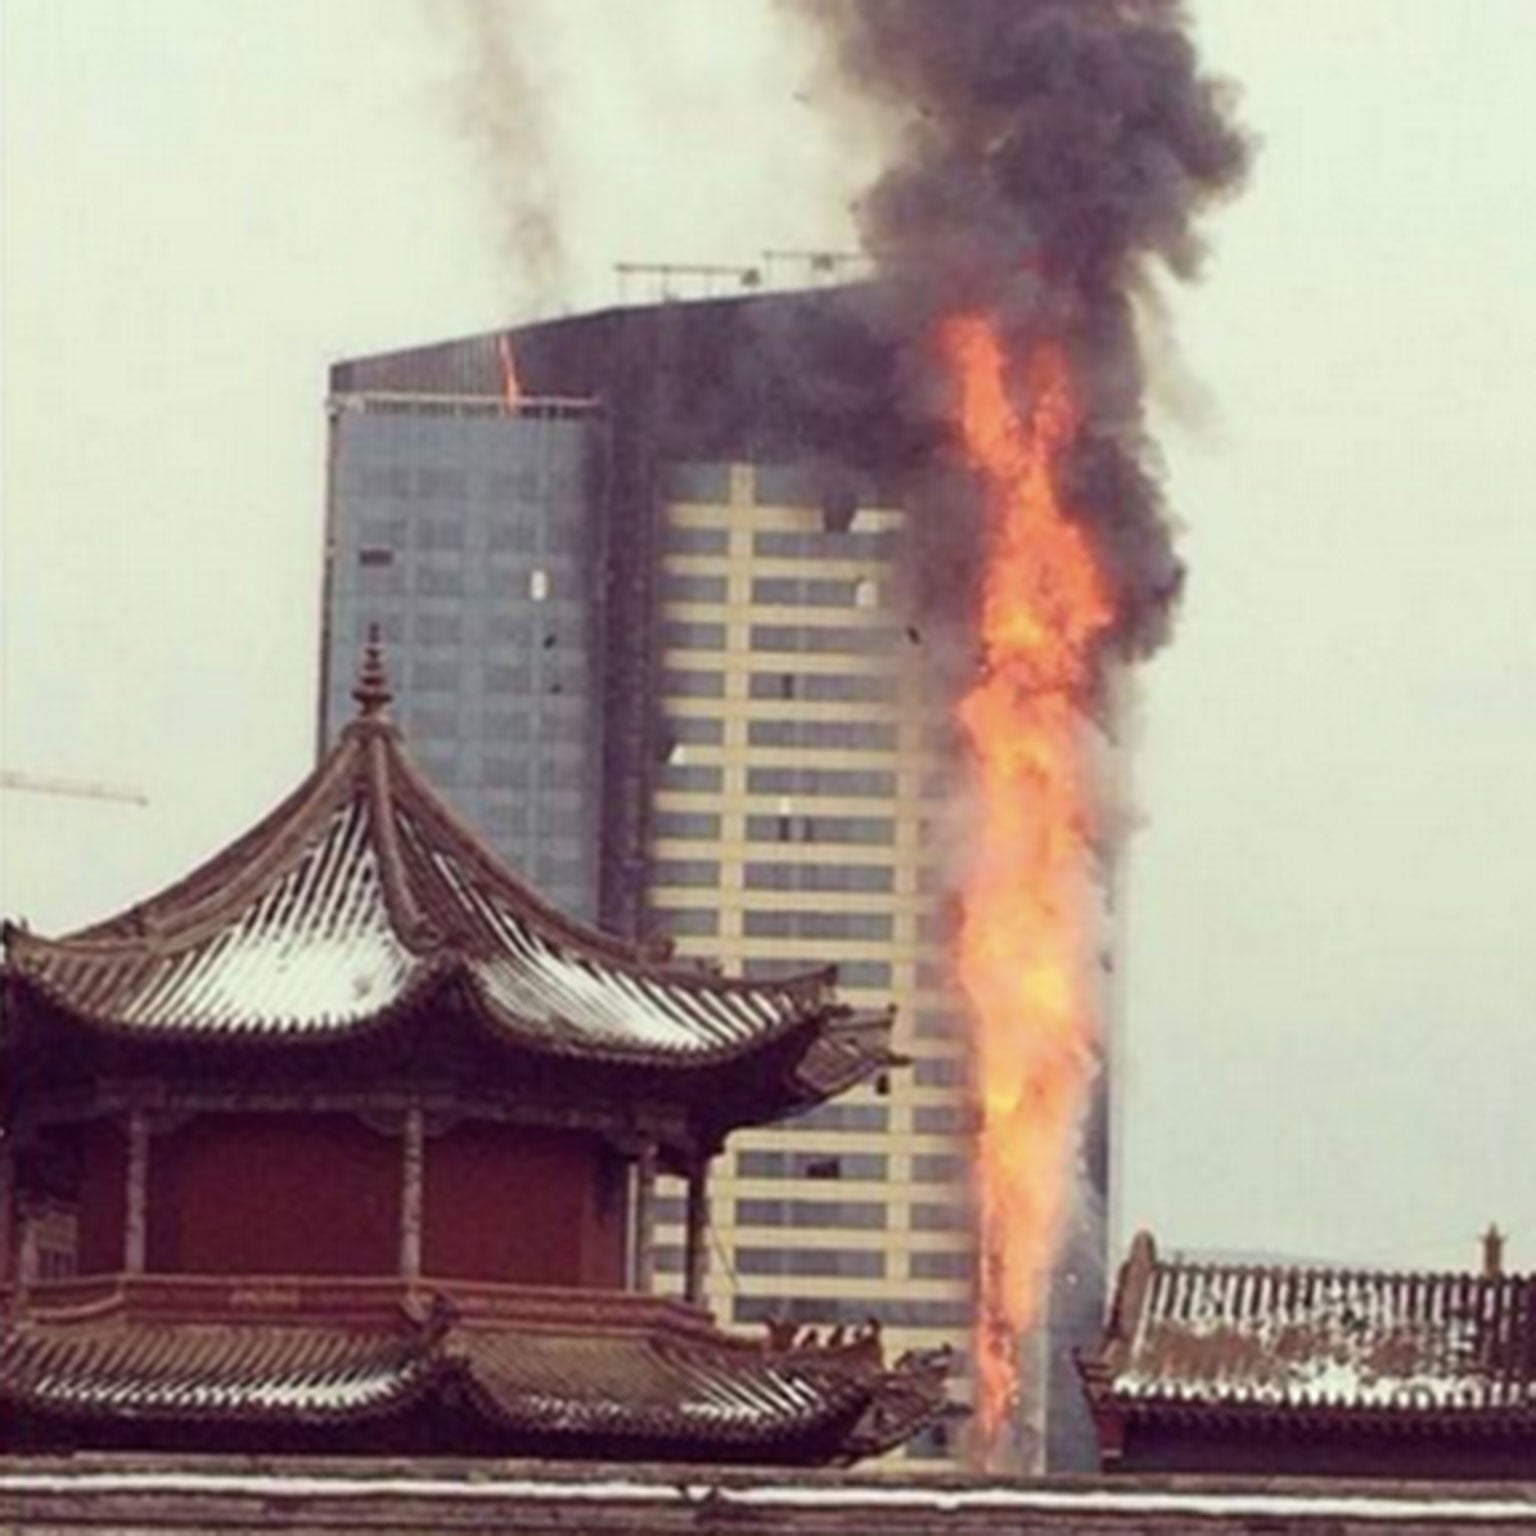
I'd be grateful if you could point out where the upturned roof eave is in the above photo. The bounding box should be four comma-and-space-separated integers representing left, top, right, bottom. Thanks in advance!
3, 965, 873, 1101
0, 1304, 950, 1463
1105, 1389, 1536, 1436
1, 953, 449, 1054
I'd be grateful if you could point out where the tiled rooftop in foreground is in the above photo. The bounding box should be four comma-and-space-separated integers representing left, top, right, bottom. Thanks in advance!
1080, 1231, 1536, 1477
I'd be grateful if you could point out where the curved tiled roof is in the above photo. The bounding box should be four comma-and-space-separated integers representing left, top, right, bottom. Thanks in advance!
1084, 1232, 1536, 1430
0, 1290, 949, 1463
0, 1321, 440, 1425
3, 643, 878, 1087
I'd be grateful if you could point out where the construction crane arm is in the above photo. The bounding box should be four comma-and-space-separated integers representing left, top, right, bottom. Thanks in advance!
0, 771, 149, 807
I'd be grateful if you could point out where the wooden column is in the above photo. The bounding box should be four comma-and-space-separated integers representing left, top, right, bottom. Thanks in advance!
124, 1110, 150, 1275
15, 1202, 39, 1315
400, 1105, 425, 1282
631, 1138, 657, 1294
683, 1158, 710, 1306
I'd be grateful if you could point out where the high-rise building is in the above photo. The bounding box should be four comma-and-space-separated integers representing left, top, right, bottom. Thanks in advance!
642, 462, 969, 1465
321, 291, 1110, 1469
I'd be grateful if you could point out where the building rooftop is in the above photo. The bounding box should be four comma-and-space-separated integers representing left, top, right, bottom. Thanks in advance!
1083, 1232, 1536, 1439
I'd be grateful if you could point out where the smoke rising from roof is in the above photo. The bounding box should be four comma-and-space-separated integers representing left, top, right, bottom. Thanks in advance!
435, 0, 568, 305
786, 0, 1252, 658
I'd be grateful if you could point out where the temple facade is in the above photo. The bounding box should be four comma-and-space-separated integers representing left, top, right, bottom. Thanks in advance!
0, 640, 948, 1463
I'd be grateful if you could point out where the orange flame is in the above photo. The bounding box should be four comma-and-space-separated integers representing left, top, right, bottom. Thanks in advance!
497, 333, 523, 411
942, 315, 1112, 1459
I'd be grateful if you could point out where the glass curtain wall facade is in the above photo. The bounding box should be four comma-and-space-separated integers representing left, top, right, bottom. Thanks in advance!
320, 395, 605, 921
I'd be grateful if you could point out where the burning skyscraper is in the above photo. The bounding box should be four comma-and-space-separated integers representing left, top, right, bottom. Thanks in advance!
321, 0, 1247, 1478
319, 286, 1117, 1468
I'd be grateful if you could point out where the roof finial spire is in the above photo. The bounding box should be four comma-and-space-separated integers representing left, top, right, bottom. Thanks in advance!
1483, 1222, 1506, 1279
353, 624, 393, 718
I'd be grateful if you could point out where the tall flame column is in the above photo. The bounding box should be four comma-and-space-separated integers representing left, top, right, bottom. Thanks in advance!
943, 317, 1112, 1458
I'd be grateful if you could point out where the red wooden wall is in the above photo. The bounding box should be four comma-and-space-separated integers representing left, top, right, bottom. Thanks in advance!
65, 1112, 628, 1286
146, 1114, 398, 1275
423, 1122, 625, 1287
73, 1119, 128, 1275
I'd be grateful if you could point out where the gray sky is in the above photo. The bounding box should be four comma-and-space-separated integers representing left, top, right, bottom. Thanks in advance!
4, 0, 1533, 1272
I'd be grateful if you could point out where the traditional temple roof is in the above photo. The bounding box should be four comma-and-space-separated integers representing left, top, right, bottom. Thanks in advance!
3, 637, 893, 1122
0, 1277, 949, 1464
1082, 1232, 1536, 1440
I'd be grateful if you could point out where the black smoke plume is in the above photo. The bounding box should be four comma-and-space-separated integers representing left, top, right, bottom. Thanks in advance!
788, 0, 1251, 658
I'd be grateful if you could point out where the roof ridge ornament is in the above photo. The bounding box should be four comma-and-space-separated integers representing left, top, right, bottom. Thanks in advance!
353, 624, 393, 719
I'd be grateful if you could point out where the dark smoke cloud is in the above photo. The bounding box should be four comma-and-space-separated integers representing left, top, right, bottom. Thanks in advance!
787, 0, 1252, 659
434, 0, 567, 304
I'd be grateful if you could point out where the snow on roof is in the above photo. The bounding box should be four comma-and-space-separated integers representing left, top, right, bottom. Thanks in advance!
0, 1302, 947, 1462
1091, 1233, 1536, 1420
3, 644, 883, 1098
